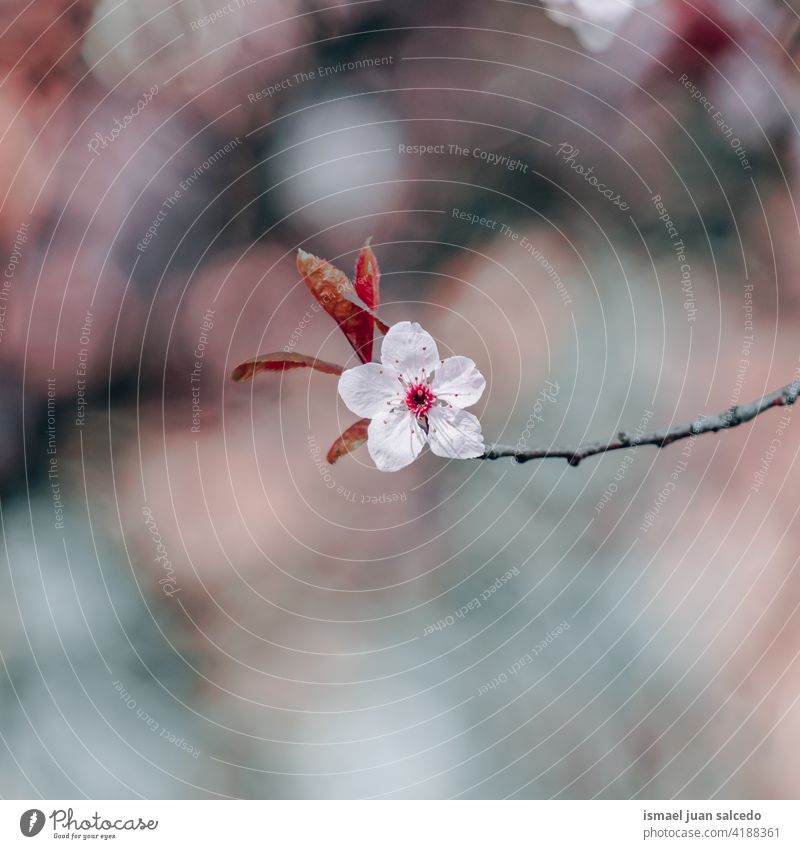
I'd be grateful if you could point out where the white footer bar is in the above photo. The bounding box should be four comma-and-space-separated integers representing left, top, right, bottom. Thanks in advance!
2, 800, 796, 848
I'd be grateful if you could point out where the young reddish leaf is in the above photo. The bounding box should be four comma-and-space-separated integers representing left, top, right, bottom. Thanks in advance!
297, 248, 353, 298
354, 237, 380, 311
231, 352, 343, 382
297, 249, 374, 363
327, 418, 370, 464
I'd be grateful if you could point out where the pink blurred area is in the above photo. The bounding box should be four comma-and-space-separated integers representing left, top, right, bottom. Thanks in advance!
1, 0, 800, 800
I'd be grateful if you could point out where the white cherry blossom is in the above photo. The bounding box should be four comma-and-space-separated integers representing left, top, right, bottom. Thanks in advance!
337, 321, 486, 472
542, 0, 644, 51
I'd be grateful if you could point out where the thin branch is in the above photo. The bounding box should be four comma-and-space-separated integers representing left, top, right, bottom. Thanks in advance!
481, 379, 800, 467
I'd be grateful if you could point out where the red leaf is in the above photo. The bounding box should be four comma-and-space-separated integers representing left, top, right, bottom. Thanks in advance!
327, 418, 370, 464
354, 237, 380, 311
297, 249, 374, 363
231, 352, 343, 382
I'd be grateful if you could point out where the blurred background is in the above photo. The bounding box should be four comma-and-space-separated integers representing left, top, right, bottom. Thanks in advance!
1, 0, 800, 799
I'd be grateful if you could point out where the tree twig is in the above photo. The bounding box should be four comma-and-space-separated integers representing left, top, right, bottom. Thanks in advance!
481, 379, 800, 466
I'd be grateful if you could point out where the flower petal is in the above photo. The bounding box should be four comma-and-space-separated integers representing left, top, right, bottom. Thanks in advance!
380, 321, 440, 381
367, 409, 427, 472
427, 406, 485, 459
431, 356, 485, 408
338, 363, 402, 418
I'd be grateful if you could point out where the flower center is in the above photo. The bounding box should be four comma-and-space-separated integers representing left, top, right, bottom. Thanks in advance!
405, 382, 436, 417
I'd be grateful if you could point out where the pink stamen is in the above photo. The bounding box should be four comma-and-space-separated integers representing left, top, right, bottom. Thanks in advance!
405, 382, 436, 417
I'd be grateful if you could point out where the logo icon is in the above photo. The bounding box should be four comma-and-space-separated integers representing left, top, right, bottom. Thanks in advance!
19, 809, 45, 837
